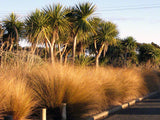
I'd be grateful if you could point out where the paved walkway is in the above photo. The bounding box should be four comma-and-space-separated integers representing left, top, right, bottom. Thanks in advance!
105, 92, 160, 120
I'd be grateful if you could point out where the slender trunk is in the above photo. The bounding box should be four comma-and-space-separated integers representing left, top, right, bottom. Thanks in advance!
44, 40, 49, 61
0, 29, 4, 50
9, 44, 13, 51
64, 53, 68, 65
0, 28, 4, 38
60, 55, 63, 64
31, 37, 39, 54
36, 48, 39, 56
14, 26, 19, 51
62, 44, 67, 56
103, 44, 108, 57
44, 30, 56, 64
31, 43, 37, 54
8, 34, 12, 51
50, 45, 54, 64
0, 55, 1, 67
96, 55, 99, 67
0, 46, 2, 66
79, 41, 84, 57
72, 35, 77, 64
4, 35, 10, 50
9, 37, 14, 51
51, 31, 56, 64
45, 40, 49, 54
60, 44, 68, 64
103, 50, 105, 58
64, 49, 71, 65
95, 44, 105, 67
43, 29, 57, 64
53, 44, 57, 58
6, 42, 9, 50
94, 40, 98, 55
58, 43, 63, 64
30, 44, 34, 52
0, 43, 5, 50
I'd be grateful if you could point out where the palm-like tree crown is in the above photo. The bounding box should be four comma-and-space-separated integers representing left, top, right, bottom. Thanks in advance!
122, 36, 137, 51
75, 3, 95, 33
3, 12, 23, 41
66, 2, 96, 35
97, 22, 118, 45
43, 4, 68, 40
25, 9, 47, 43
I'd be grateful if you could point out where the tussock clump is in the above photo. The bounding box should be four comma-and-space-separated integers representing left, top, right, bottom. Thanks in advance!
116, 68, 148, 102
143, 70, 160, 92
27, 64, 67, 108
27, 64, 105, 119
0, 70, 37, 120
27, 64, 68, 119
0, 79, 8, 111
64, 67, 105, 119
1, 51, 43, 70
94, 67, 148, 107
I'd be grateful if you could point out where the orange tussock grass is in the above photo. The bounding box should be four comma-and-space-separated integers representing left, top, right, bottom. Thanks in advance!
26, 63, 160, 118
0, 69, 37, 120
1, 56, 160, 119
1, 51, 43, 71
27, 64, 105, 119
27, 64, 67, 108
63, 66, 105, 119
143, 70, 160, 92
86, 67, 148, 107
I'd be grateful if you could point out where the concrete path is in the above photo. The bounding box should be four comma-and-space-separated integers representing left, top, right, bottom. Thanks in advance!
105, 92, 160, 120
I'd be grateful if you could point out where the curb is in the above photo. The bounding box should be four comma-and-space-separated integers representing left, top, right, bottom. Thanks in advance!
89, 91, 159, 120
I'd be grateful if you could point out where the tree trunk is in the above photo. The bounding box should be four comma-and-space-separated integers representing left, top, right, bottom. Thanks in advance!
9, 44, 13, 51
14, 26, 19, 51
53, 44, 57, 58
5, 42, 9, 50
31, 43, 37, 54
58, 43, 63, 64
79, 41, 84, 57
59, 43, 68, 64
72, 35, 77, 64
0, 28, 4, 50
64, 49, 71, 65
103, 44, 108, 57
96, 55, 99, 67
9, 37, 14, 51
95, 44, 105, 67
50, 45, 54, 64
44, 40, 49, 54
0, 43, 5, 50
64, 53, 68, 65
60, 54, 63, 64
44, 40, 49, 61
44, 30, 56, 64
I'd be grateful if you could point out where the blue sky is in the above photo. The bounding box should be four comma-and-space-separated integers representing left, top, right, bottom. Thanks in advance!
0, 0, 160, 45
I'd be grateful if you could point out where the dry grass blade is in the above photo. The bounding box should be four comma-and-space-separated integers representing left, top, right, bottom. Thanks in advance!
0, 69, 37, 120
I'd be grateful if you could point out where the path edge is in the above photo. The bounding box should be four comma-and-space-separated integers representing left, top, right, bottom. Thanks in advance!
88, 91, 159, 120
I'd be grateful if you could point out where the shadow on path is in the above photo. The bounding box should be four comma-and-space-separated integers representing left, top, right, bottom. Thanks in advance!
106, 92, 160, 120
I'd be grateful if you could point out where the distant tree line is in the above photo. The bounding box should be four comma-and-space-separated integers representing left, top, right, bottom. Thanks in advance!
0, 2, 160, 67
